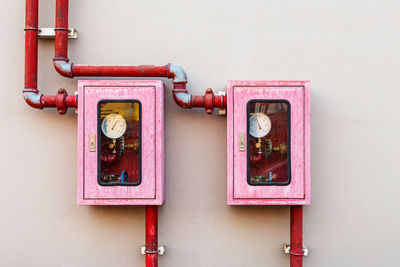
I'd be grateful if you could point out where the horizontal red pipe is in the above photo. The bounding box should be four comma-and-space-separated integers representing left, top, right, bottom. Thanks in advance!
41, 94, 76, 108
72, 65, 169, 78
146, 206, 158, 267
290, 205, 303, 267
172, 85, 227, 114
25, 0, 225, 115
53, 0, 226, 115
54, 0, 170, 80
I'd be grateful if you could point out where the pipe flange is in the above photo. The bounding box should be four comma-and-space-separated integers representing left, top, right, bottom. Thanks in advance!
203, 88, 215, 115
55, 88, 68, 114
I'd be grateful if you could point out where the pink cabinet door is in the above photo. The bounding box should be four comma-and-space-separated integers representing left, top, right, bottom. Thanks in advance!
228, 81, 310, 204
84, 86, 155, 200
77, 80, 165, 205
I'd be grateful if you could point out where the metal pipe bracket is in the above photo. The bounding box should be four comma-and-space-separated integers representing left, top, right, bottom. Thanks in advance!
283, 244, 309, 257
140, 245, 165, 255
37, 28, 78, 39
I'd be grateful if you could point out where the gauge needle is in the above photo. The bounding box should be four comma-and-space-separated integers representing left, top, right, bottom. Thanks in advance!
111, 120, 119, 130
257, 118, 262, 130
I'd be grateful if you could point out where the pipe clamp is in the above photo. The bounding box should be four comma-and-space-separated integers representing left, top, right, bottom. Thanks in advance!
284, 244, 308, 257
36, 27, 78, 39
140, 245, 165, 255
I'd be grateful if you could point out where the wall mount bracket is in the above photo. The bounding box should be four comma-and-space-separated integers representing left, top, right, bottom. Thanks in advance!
140, 245, 165, 255
37, 28, 78, 39
283, 244, 309, 257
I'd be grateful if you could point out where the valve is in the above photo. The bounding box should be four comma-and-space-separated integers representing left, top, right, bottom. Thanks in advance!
125, 139, 139, 152
255, 138, 263, 154
100, 170, 128, 183
121, 170, 128, 183
265, 139, 287, 158
111, 139, 117, 153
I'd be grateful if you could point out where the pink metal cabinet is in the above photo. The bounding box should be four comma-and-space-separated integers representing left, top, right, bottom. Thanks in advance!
227, 81, 310, 205
77, 80, 165, 205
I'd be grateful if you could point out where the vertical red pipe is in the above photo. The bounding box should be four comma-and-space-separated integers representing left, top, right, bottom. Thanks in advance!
54, 0, 69, 61
146, 206, 158, 267
25, 0, 38, 92
24, 0, 76, 112
290, 205, 303, 267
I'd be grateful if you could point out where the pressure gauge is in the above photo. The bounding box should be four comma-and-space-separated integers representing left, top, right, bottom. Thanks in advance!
249, 112, 271, 138
101, 113, 127, 139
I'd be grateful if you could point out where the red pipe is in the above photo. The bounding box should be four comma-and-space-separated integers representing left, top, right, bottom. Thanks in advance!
52, 0, 226, 115
100, 153, 117, 163
24, 0, 38, 91
146, 206, 158, 267
172, 84, 227, 115
54, 0, 69, 62
24, 0, 227, 115
24, 0, 76, 114
250, 153, 262, 164
71, 65, 169, 78
290, 205, 303, 267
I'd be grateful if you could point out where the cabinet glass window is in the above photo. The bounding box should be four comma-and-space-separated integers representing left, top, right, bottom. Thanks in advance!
247, 100, 290, 185
98, 100, 141, 186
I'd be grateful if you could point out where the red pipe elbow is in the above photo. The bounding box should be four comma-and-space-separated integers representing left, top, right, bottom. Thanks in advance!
23, 88, 77, 114
53, 60, 73, 78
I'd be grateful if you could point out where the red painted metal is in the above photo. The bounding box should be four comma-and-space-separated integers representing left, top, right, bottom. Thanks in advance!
146, 206, 158, 267
25, 0, 228, 116
24, 0, 38, 91
24, 0, 76, 114
51, 0, 226, 115
54, 0, 69, 62
72, 65, 169, 78
172, 84, 227, 114
250, 153, 262, 164
100, 153, 117, 163
290, 205, 303, 267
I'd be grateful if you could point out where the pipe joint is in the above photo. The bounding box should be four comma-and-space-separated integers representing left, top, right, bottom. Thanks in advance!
55, 88, 69, 114
172, 92, 192, 109
203, 88, 215, 114
53, 60, 73, 78
168, 63, 187, 84
23, 91, 43, 109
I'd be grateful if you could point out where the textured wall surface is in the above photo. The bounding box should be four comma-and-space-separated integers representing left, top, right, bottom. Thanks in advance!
1, 0, 399, 266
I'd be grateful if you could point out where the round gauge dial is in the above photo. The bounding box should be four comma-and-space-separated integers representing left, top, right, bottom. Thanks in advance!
101, 113, 127, 139
249, 112, 272, 138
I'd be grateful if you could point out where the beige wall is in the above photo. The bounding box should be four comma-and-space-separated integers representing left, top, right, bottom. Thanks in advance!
1, 0, 400, 266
